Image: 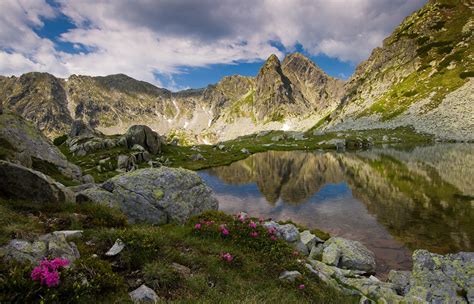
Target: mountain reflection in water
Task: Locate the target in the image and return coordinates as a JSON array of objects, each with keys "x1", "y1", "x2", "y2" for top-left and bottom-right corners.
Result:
[{"x1": 198, "y1": 144, "x2": 474, "y2": 276}]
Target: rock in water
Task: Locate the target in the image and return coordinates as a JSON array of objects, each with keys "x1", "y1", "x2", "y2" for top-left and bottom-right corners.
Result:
[
  {"x1": 129, "y1": 284, "x2": 159, "y2": 303},
  {"x1": 322, "y1": 237, "x2": 376, "y2": 273},
  {"x1": 77, "y1": 167, "x2": 218, "y2": 224},
  {"x1": 0, "y1": 160, "x2": 75, "y2": 204},
  {"x1": 125, "y1": 125, "x2": 161, "y2": 154}
]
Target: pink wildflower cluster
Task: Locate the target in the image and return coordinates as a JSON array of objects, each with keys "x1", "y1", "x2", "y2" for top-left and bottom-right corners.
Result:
[
  {"x1": 31, "y1": 258, "x2": 69, "y2": 287},
  {"x1": 267, "y1": 226, "x2": 278, "y2": 241},
  {"x1": 248, "y1": 221, "x2": 257, "y2": 229},
  {"x1": 298, "y1": 284, "x2": 305, "y2": 290},
  {"x1": 236, "y1": 213, "x2": 246, "y2": 222},
  {"x1": 249, "y1": 231, "x2": 259, "y2": 238},
  {"x1": 194, "y1": 223, "x2": 202, "y2": 230},
  {"x1": 221, "y1": 252, "x2": 233, "y2": 262},
  {"x1": 219, "y1": 224, "x2": 229, "y2": 236}
]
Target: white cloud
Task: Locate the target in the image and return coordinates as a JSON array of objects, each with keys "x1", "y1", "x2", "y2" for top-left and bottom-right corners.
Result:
[{"x1": 0, "y1": 0, "x2": 427, "y2": 87}]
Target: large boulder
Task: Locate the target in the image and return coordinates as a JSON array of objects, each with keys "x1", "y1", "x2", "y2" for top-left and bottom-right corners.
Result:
[
  {"x1": 77, "y1": 167, "x2": 218, "y2": 224},
  {"x1": 0, "y1": 113, "x2": 83, "y2": 182},
  {"x1": 406, "y1": 250, "x2": 474, "y2": 303},
  {"x1": 125, "y1": 125, "x2": 161, "y2": 154},
  {"x1": 322, "y1": 237, "x2": 376, "y2": 273},
  {"x1": 0, "y1": 161, "x2": 75, "y2": 204}
]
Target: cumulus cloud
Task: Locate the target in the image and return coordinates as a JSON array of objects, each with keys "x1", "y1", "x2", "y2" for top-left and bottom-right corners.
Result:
[{"x1": 0, "y1": 0, "x2": 427, "y2": 87}]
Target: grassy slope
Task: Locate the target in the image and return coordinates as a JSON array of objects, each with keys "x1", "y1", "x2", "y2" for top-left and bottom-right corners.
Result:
[{"x1": 0, "y1": 199, "x2": 355, "y2": 303}]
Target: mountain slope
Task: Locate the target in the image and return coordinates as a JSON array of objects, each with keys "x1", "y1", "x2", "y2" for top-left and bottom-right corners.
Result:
[
  {"x1": 325, "y1": 0, "x2": 473, "y2": 141},
  {"x1": 0, "y1": 53, "x2": 342, "y2": 143}
]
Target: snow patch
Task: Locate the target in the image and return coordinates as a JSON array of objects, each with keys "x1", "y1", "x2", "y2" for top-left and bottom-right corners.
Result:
[{"x1": 281, "y1": 123, "x2": 291, "y2": 131}]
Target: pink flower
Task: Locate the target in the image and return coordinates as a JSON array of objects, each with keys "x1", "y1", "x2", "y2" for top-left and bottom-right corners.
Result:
[
  {"x1": 205, "y1": 221, "x2": 214, "y2": 226},
  {"x1": 267, "y1": 227, "x2": 276, "y2": 235},
  {"x1": 221, "y1": 228, "x2": 230, "y2": 236},
  {"x1": 258, "y1": 217, "x2": 264, "y2": 223},
  {"x1": 221, "y1": 252, "x2": 233, "y2": 262},
  {"x1": 249, "y1": 231, "x2": 259, "y2": 238},
  {"x1": 248, "y1": 221, "x2": 257, "y2": 229},
  {"x1": 31, "y1": 258, "x2": 69, "y2": 287},
  {"x1": 298, "y1": 284, "x2": 305, "y2": 289},
  {"x1": 270, "y1": 235, "x2": 278, "y2": 241},
  {"x1": 194, "y1": 223, "x2": 202, "y2": 230}
]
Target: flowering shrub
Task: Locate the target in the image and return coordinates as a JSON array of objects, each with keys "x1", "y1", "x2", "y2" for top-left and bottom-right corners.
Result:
[
  {"x1": 31, "y1": 258, "x2": 69, "y2": 287},
  {"x1": 220, "y1": 252, "x2": 234, "y2": 263}
]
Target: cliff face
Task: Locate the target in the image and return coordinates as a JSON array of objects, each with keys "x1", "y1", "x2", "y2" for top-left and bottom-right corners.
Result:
[
  {"x1": 0, "y1": 53, "x2": 341, "y2": 142},
  {"x1": 325, "y1": 0, "x2": 473, "y2": 141}
]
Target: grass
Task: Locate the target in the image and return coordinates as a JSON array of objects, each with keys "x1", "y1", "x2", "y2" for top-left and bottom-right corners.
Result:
[{"x1": 0, "y1": 200, "x2": 356, "y2": 303}]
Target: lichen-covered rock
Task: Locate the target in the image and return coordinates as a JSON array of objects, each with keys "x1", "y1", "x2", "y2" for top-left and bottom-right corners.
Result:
[
  {"x1": 322, "y1": 237, "x2": 376, "y2": 273},
  {"x1": 387, "y1": 270, "x2": 411, "y2": 296},
  {"x1": 77, "y1": 167, "x2": 218, "y2": 224},
  {"x1": 300, "y1": 230, "x2": 322, "y2": 250},
  {"x1": 129, "y1": 284, "x2": 159, "y2": 303},
  {"x1": 1, "y1": 232, "x2": 81, "y2": 265},
  {"x1": 338, "y1": 276, "x2": 402, "y2": 302},
  {"x1": 309, "y1": 243, "x2": 324, "y2": 261},
  {"x1": 105, "y1": 239, "x2": 125, "y2": 256},
  {"x1": 0, "y1": 161, "x2": 75, "y2": 204},
  {"x1": 125, "y1": 125, "x2": 161, "y2": 155},
  {"x1": 406, "y1": 250, "x2": 474, "y2": 303}
]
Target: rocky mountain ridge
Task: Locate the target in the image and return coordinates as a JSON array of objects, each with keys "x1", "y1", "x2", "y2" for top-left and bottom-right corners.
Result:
[
  {"x1": 0, "y1": 52, "x2": 343, "y2": 144},
  {"x1": 0, "y1": 0, "x2": 472, "y2": 142}
]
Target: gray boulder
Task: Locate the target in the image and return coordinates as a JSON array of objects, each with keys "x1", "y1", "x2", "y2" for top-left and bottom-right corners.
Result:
[
  {"x1": 129, "y1": 284, "x2": 159, "y2": 303},
  {"x1": 406, "y1": 250, "x2": 474, "y2": 303},
  {"x1": 77, "y1": 167, "x2": 218, "y2": 224},
  {"x1": 0, "y1": 113, "x2": 83, "y2": 181},
  {"x1": 0, "y1": 161, "x2": 75, "y2": 204},
  {"x1": 278, "y1": 270, "x2": 302, "y2": 282},
  {"x1": 125, "y1": 125, "x2": 161, "y2": 154},
  {"x1": 1, "y1": 232, "x2": 81, "y2": 265},
  {"x1": 263, "y1": 221, "x2": 300, "y2": 242},
  {"x1": 387, "y1": 270, "x2": 411, "y2": 296},
  {"x1": 322, "y1": 237, "x2": 376, "y2": 273}
]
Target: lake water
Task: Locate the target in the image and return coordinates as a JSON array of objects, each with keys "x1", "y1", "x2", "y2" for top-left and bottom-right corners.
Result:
[{"x1": 198, "y1": 144, "x2": 474, "y2": 277}]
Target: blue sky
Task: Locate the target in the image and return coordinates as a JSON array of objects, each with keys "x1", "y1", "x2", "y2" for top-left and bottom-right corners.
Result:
[{"x1": 0, "y1": 0, "x2": 426, "y2": 90}]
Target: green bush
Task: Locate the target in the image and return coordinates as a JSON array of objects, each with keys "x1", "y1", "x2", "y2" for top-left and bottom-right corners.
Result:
[{"x1": 53, "y1": 134, "x2": 68, "y2": 146}]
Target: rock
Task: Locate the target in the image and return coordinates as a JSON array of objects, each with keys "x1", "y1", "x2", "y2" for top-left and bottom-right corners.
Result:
[
  {"x1": 278, "y1": 270, "x2": 302, "y2": 282},
  {"x1": 1, "y1": 232, "x2": 81, "y2": 265},
  {"x1": 190, "y1": 153, "x2": 205, "y2": 161},
  {"x1": 406, "y1": 250, "x2": 474, "y2": 303},
  {"x1": 322, "y1": 237, "x2": 376, "y2": 273},
  {"x1": 0, "y1": 161, "x2": 75, "y2": 204},
  {"x1": 300, "y1": 230, "x2": 322, "y2": 250},
  {"x1": 77, "y1": 167, "x2": 218, "y2": 224},
  {"x1": 263, "y1": 221, "x2": 300, "y2": 242},
  {"x1": 387, "y1": 270, "x2": 411, "y2": 296},
  {"x1": 171, "y1": 263, "x2": 192, "y2": 278},
  {"x1": 105, "y1": 239, "x2": 125, "y2": 256},
  {"x1": 125, "y1": 125, "x2": 161, "y2": 155},
  {"x1": 338, "y1": 276, "x2": 402, "y2": 302},
  {"x1": 0, "y1": 113, "x2": 83, "y2": 181},
  {"x1": 82, "y1": 174, "x2": 95, "y2": 184},
  {"x1": 322, "y1": 243, "x2": 342, "y2": 267},
  {"x1": 68, "y1": 183, "x2": 96, "y2": 193},
  {"x1": 240, "y1": 148, "x2": 250, "y2": 154},
  {"x1": 291, "y1": 240, "x2": 309, "y2": 255},
  {"x1": 132, "y1": 144, "x2": 146, "y2": 152},
  {"x1": 308, "y1": 243, "x2": 324, "y2": 261},
  {"x1": 52, "y1": 230, "x2": 83, "y2": 239},
  {"x1": 217, "y1": 144, "x2": 226, "y2": 150},
  {"x1": 117, "y1": 155, "x2": 136, "y2": 171},
  {"x1": 382, "y1": 135, "x2": 389, "y2": 141},
  {"x1": 129, "y1": 284, "x2": 159, "y2": 303}
]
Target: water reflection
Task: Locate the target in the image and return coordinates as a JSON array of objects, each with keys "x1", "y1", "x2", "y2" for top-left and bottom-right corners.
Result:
[{"x1": 198, "y1": 144, "x2": 474, "y2": 276}]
